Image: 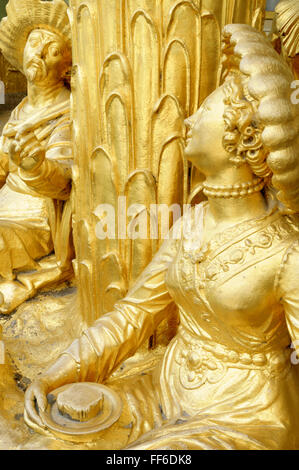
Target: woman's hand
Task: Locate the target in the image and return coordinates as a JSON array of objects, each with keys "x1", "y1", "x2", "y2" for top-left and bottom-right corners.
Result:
[
  {"x1": 24, "y1": 379, "x2": 49, "y2": 431},
  {"x1": 23, "y1": 353, "x2": 80, "y2": 432},
  {"x1": 8, "y1": 132, "x2": 45, "y2": 172}
]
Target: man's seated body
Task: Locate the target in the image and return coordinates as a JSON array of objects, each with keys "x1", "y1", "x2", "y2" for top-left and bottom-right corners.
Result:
[{"x1": 0, "y1": 0, "x2": 73, "y2": 314}]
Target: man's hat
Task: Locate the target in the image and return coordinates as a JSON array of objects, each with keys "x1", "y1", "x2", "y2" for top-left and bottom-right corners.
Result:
[{"x1": 0, "y1": 0, "x2": 71, "y2": 73}]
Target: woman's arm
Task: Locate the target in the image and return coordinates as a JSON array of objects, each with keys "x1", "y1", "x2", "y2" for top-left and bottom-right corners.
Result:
[
  {"x1": 277, "y1": 240, "x2": 299, "y2": 354},
  {"x1": 24, "y1": 221, "x2": 181, "y2": 427}
]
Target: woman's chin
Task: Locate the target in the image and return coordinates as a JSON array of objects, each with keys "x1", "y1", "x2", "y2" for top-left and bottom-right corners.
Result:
[
  {"x1": 184, "y1": 144, "x2": 194, "y2": 160},
  {"x1": 184, "y1": 147, "x2": 199, "y2": 164}
]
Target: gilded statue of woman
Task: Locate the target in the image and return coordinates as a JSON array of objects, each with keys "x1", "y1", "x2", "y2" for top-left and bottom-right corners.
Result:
[{"x1": 24, "y1": 24, "x2": 299, "y2": 450}]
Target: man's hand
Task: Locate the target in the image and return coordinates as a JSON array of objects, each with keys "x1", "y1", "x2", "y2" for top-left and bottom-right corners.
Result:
[
  {"x1": 8, "y1": 139, "x2": 21, "y2": 167},
  {"x1": 8, "y1": 132, "x2": 45, "y2": 172}
]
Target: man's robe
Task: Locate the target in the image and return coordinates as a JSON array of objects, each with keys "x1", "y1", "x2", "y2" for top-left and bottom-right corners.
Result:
[{"x1": 0, "y1": 97, "x2": 73, "y2": 287}]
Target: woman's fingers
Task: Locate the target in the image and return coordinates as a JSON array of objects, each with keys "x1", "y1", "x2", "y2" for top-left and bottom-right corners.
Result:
[
  {"x1": 24, "y1": 383, "x2": 48, "y2": 429},
  {"x1": 35, "y1": 383, "x2": 48, "y2": 413},
  {"x1": 23, "y1": 408, "x2": 45, "y2": 434}
]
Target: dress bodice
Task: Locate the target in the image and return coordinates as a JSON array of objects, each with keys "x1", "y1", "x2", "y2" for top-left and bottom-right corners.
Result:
[
  {"x1": 146, "y1": 203, "x2": 299, "y2": 418},
  {"x1": 165, "y1": 203, "x2": 299, "y2": 354},
  {"x1": 66, "y1": 202, "x2": 299, "y2": 384}
]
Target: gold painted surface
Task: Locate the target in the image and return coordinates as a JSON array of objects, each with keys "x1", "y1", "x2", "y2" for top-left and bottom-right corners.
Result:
[
  {"x1": 40, "y1": 383, "x2": 123, "y2": 442},
  {"x1": 70, "y1": 0, "x2": 266, "y2": 326},
  {"x1": 56, "y1": 383, "x2": 105, "y2": 422},
  {"x1": 23, "y1": 24, "x2": 299, "y2": 450},
  {"x1": 274, "y1": 0, "x2": 299, "y2": 78},
  {"x1": 1, "y1": 0, "x2": 298, "y2": 452},
  {"x1": 0, "y1": 286, "x2": 83, "y2": 382},
  {"x1": 0, "y1": 0, "x2": 74, "y2": 314}
]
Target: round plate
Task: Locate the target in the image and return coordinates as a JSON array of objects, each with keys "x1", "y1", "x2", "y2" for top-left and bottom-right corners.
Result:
[{"x1": 39, "y1": 382, "x2": 122, "y2": 443}]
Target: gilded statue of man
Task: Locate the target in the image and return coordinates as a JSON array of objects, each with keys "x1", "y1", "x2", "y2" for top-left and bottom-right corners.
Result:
[{"x1": 0, "y1": 0, "x2": 73, "y2": 314}]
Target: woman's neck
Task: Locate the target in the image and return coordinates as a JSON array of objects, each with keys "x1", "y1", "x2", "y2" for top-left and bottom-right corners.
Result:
[{"x1": 203, "y1": 165, "x2": 268, "y2": 231}]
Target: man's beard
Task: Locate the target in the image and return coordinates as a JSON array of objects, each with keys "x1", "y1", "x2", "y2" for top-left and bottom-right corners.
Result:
[{"x1": 25, "y1": 59, "x2": 48, "y2": 83}]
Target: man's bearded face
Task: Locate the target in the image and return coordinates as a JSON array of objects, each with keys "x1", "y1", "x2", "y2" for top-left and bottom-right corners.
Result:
[{"x1": 23, "y1": 29, "x2": 68, "y2": 84}]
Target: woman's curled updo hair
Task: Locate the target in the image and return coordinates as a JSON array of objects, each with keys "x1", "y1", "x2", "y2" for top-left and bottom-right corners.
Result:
[
  {"x1": 222, "y1": 76, "x2": 271, "y2": 180},
  {"x1": 222, "y1": 24, "x2": 299, "y2": 213}
]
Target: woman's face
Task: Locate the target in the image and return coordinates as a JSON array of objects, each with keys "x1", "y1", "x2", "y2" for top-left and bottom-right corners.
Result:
[{"x1": 184, "y1": 85, "x2": 228, "y2": 176}]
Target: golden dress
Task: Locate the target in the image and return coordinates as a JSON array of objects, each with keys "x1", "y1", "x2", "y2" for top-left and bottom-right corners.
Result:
[{"x1": 59, "y1": 201, "x2": 299, "y2": 450}]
